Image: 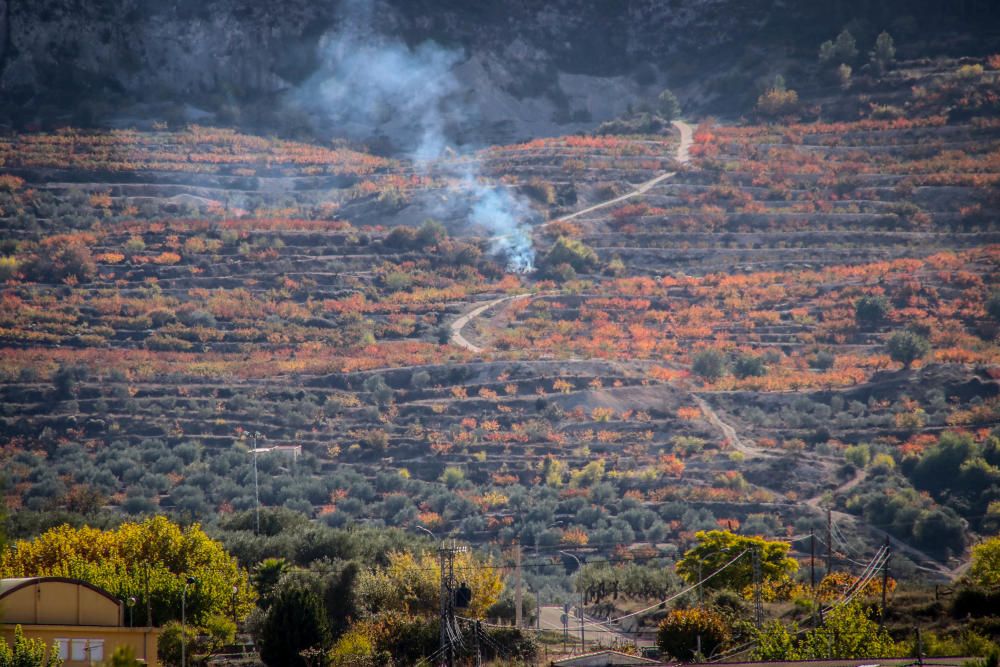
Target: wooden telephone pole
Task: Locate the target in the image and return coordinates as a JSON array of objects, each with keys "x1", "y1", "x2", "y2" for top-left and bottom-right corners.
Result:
[
  {"x1": 514, "y1": 542, "x2": 523, "y2": 628},
  {"x1": 751, "y1": 547, "x2": 764, "y2": 628},
  {"x1": 810, "y1": 528, "x2": 816, "y2": 589},
  {"x1": 880, "y1": 536, "x2": 892, "y2": 626},
  {"x1": 826, "y1": 509, "x2": 833, "y2": 574}
]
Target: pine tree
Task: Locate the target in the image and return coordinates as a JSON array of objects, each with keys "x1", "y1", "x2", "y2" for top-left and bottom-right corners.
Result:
[
  {"x1": 871, "y1": 31, "x2": 896, "y2": 73},
  {"x1": 657, "y1": 89, "x2": 681, "y2": 121}
]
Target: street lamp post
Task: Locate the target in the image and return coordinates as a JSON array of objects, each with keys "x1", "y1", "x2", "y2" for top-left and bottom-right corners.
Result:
[
  {"x1": 181, "y1": 576, "x2": 197, "y2": 667},
  {"x1": 126, "y1": 596, "x2": 136, "y2": 627},
  {"x1": 251, "y1": 431, "x2": 262, "y2": 535},
  {"x1": 559, "y1": 551, "x2": 584, "y2": 653}
]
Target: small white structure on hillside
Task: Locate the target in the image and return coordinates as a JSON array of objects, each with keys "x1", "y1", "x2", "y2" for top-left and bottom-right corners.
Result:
[{"x1": 250, "y1": 444, "x2": 301, "y2": 463}]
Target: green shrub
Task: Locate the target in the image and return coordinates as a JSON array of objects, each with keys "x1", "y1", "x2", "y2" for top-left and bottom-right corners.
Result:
[
  {"x1": 810, "y1": 350, "x2": 836, "y2": 370},
  {"x1": 855, "y1": 294, "x2": 890, "y2": 328},
  {"x1": 522, "y1": 179, "x2": 556, "y2": 205},
  {"x1": 0, "y1": 625, "x2": 60, "y2": 667},
  {"x1": 410, "y1": 370, "x2": 431, "y2": 389},
  {"x1": 887, "y1": 330, "x2": 930, "y2": 368},
  {"x1": 156, "y1": 621, "x2": 198, "y2": 667},
  {"x1": 957, "y1": 64, "x2": 984, "y2": 79},
  {"x1": 756, "y1": 87, "x2": 799, "y2": 118},
  {"x1": 986, "y1": 291, "x2": 1000, "y2": 321},
  {"x1": 733, "y1": 354, "x2": 767, "y2": 378},
  {"x1": 540, "y1": 236, "x2": 599, "y2": 275},
  {"x1": 439, "y1": 466, "x2": 465, "y2": 488},
  {"x1": 692, "y1": 349, "x2": 728, "y2": 381},
  {"x1": 145, "y1": 335, "x2": 194, "y2": 351}
]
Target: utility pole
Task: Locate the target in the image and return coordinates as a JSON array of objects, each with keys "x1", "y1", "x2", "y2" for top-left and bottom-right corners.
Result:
[
  {"x1": 880, "y1": 536, "x2": 891, "y2": 626},
  {"x1": 560, "y1": 551, "x2": 584, "y2": 654},
  {"x1": 144, "y1": 563, "x2": 152, "y2": 627},
  {"x1": 562, "y1": 604, "x2": 568, "y2": 654},
  {"x1": 536, "y1": 593, "x2": 541, "y2": 632},
  {"x1": 810, "y1": 528, "x2": 816, "y2": 589},
  {"x1": 474, "y1": 620, "x2": 482, "y2": 667},
  {"x1": 751, "y1": 547, "x2": 763, "y2": 629},
  {"x1": 251, "y1": 431, "x2": 262, "y2": 535},
  {"x1": 181, "y1": 576, "x2": 196, "y2": 667},
  {"x1": 514, "y1": 542, "x2": 523, "y2": 629},
  {"x1": 826, "y1": 509, "x2": 833, "y2": 575},
  {"x1": 810, "y1": 528, "x2": 819, "y2": 628},
  {"x1": 439, "y1": 548, "x2": 449, "y2": 667}
]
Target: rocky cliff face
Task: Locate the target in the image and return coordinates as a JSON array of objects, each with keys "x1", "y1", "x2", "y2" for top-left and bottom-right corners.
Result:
[{"x1": 1, "y1": 0, "x2": 995, "y2": 142}]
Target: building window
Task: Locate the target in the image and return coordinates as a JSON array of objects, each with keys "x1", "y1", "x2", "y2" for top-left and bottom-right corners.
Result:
[
  {"x1": 71, "y1": 639, "x2": 87, "y2": 661},
  {"x1": 55, "y1": 639, "x2": 69, "y2": 660},
  {"x1": 88, "y1": 639, "x2": 104, "y2": 661}
]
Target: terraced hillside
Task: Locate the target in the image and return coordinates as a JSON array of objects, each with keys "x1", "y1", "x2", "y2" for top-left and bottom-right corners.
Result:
[{"x1": 1, "y1": 55, "x2": 998, "y2": 587}]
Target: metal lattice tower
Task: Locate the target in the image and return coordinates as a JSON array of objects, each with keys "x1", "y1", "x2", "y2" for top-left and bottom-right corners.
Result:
[{"x1": 438, "y1": 543, "x2": 468, "y2": 667}]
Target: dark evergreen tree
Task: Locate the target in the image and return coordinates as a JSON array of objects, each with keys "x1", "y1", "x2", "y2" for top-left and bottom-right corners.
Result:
[{"x1": 258, "y1": 583, "x2": 330, "y2": 667}]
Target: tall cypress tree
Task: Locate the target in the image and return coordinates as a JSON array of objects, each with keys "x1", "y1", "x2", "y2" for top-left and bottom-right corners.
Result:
[{"x1": 258, "y1": 583, "x2": 330, "y2": 667}]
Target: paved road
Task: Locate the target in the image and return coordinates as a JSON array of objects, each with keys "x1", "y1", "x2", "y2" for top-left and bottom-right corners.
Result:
[{"x1": 537, "y1": 605, "x2": 649, "y2": 651}]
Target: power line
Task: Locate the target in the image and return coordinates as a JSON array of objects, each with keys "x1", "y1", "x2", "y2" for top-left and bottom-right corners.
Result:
[
  {"x1": 470, "y1": 548, "x2": 751, "y2": 638},
  {"x1": 830, "y1": 518, "x2": 861, "y2": 556},
  {"x1": 559, "y1": 549, "x2": 750, "y2": 633},
  {"x1": 822, "y1": 545, "x2": 890, "y2": 614}
]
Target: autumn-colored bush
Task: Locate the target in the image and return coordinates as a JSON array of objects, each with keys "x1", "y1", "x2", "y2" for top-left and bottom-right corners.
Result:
[
  {"x1": 657, "y1": 607, "x2": 730, "y2": 660},
  {"x1": 756, "y1": 87, "x2": 799, "y2": 119},
  {"x1": 26, "y1": 236, "x2": 97, "y2": 283}
]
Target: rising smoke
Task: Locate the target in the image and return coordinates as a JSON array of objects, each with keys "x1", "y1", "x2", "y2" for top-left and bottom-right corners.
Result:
[{"x1": 291, "y1": 0, "x2": 536, "y2": 271}]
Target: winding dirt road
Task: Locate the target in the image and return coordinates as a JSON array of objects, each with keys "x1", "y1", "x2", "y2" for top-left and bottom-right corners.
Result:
[
  {"x1": 691, "y1": 395, "x2": 771, "y2": 459},
  {"x1": 549, "y1": 119, "x2": 693, "y2": 225},
  {"x1": 450, "y1": 120, "x2": 694, "y2": 352},
  {"x1": 450, "y1": 293, "x2": 531, "y2": 353}
]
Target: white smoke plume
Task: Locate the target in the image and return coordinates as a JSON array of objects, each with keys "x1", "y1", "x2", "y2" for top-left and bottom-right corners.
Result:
[{"x1": 292, "y1": 0, "x2": 536, "y2": 271}]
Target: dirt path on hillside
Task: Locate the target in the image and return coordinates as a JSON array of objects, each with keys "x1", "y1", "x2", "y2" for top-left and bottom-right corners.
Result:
[
  {"x1": 693, "y1": 397, "x2": 961, "y2": 578},
  {"x1": 451, "y1": 121, "x2": 694, "y2": 352},
  {"x1": 691, "y1": 395, "x2": 771, "y2": 459},
  {"x1": 805, "y1": 468, "x2": 868, "y2": 510},
  {"x1": 802, "y1": 468, "x2": 964, "y2": 579},
  {"x1": 548, "y1": 119, "x2": 693, "y2": 225},
  {"x1": 449, "y1": 293, "x2": 531, "y2": 353}
]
